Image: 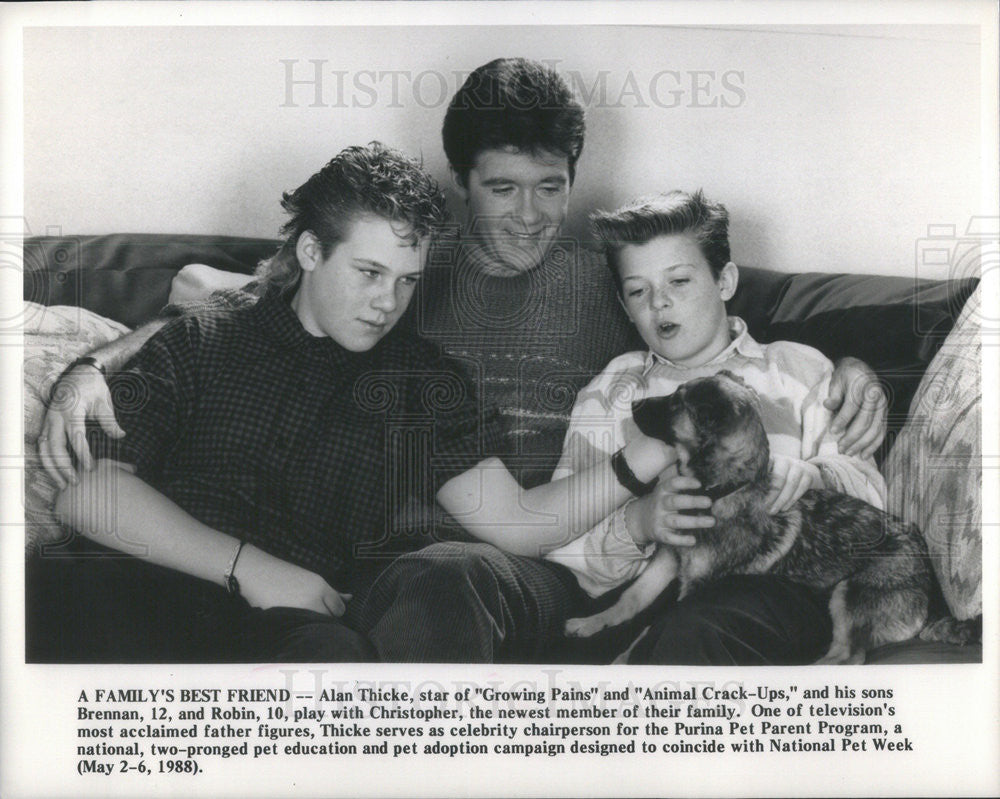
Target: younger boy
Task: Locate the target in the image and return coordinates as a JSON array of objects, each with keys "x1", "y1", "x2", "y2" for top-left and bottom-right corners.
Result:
[{"x1": 546, "y1": 190, "x2": 885, "y2": 664}]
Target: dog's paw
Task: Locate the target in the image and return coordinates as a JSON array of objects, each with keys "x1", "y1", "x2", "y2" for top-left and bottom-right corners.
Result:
[
  {"x1": 815, "y1": 644, "x2": 865, "y2": 665},
  {"x1": 564, "y1": 615, "x2": 609, "y2": 638},
  {"x1": 919, "y1": 615, "x2": 982, "y2": 646}
]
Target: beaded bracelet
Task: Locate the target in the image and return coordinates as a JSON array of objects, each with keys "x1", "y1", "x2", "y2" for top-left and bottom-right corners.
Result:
[{"x1": 224, "y1": 540, "x2": 246, "y2": 597}]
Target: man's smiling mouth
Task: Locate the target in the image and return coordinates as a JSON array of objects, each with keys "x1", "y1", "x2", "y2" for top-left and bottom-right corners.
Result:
[{"x1": 503, "y1": 227, "x2": 547, "y2": 240}]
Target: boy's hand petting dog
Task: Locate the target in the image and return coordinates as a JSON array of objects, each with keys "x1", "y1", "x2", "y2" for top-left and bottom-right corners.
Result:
[
  {"x1": 766, "y1": 454, "x2": 822, "y2": 514},
  {"x1": 234, "y1": 544, "x2": 351, "y2": 617},
  {"x1": 625, "y1": 472, "x2": 715, "y2": 548}
]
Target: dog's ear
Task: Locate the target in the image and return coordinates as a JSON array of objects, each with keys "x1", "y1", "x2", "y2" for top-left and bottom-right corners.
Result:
[
  {"x1": 716, "y1": 370, "x2": 762, "y2": 412},
  {"x1": 717, "y1": 369, "x2": 745, "y2": 386},
  {"x1": 632, "y1": 395, "x2": 676, "y2": 444}
]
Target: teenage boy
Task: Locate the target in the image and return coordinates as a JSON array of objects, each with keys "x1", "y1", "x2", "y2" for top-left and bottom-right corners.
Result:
[
  {"x1": 547, "y1": 190, "x2": 885, "y2": 664},
  {"x1": 37, "y1": 59, "x2": 885, "y2": 663},
  {"x1": 36, "y1": 143, "x2": 675, "y2": 662}
]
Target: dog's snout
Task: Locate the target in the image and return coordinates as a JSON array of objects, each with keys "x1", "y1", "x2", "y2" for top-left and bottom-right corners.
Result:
[{"x1": 631, "y1": 392, "x2": 683, "y2": 445}]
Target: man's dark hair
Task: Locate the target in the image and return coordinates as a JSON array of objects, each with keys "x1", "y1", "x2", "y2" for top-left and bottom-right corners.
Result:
[
  {"x1": 442, "y1": 58, "x2": 586, "y2": 186},
  {"x1": 592, "y1": 190, "x2": 732, "y2": 291},
  {"x1": 257, "y1": 142, "x2": 447, "y2": 290}
]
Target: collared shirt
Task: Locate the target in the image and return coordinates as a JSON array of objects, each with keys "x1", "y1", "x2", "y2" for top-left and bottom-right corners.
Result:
[
  {"x1": 546, "y1": 317, "x2": 886, "y2": 596},
  {"x1": 94, "y1": 289, "x2": 500, "y2": 589}
]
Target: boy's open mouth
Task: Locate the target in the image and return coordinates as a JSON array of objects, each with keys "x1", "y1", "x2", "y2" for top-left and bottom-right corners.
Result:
[{"x1": 657, "y1": 322, "x2": 679, "y2": 337}]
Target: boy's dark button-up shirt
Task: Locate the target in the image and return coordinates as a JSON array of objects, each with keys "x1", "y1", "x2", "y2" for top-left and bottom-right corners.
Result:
[{"x1": 96, "y1": 289, "x2": 500, "y2": 590}]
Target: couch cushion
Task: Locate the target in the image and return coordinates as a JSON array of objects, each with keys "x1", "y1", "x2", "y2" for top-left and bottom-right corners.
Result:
[
  {"x1": 725, "y1": 265, "x2": 797, "y2": 337},
  {"x1": 764, "y1": 271, "x2": 975, "y2": 364},
  {"x1": 883, "y1": 285, "x2": 982, "y2": 620}
]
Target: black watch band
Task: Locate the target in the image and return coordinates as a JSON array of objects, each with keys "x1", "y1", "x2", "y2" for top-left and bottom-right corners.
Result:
[
  {"x1": 49, "y1": 356, "x2": 108, "y2": 406},
  {"x1": 66, "y1": 355, "x2": 106, "y2": 378},
  {"x1": 611, "y1": 447, "x2": 658, "y2": 497}
]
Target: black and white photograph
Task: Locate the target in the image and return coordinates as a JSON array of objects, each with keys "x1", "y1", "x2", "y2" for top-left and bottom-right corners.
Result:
[{"x1": 2, "y1": 1, "x2": 997, "y2": 797}]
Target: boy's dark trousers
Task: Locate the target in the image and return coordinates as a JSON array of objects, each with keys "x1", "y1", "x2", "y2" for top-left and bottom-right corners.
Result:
[
  {"x1": 27, "y1": 539, "x2": 831, "y2": 665},
  {"x1": 356, "y1": 541, "x2": 833, "y2": 665}
]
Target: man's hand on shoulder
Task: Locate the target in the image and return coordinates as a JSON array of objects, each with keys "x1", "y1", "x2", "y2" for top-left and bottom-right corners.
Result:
[
  {"x1": 825, "y1": 356, "x2": 887, "y2": 458},
  {"x1": 39, "y1": 362, "x2": 124, "y2": 489}
]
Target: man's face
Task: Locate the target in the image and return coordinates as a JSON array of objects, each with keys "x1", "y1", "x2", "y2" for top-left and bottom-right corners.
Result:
[
  {"x1": 293, "y1": 215, "x2": 427, "y2": 351},
  {"x1": 457, "y1": 147, "x2": 571, "y2": 275}
]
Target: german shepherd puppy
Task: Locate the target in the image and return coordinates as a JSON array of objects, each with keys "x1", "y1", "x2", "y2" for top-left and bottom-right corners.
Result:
[{"x1": 564, "y1": 372, "x2": 973, "y2": 664}]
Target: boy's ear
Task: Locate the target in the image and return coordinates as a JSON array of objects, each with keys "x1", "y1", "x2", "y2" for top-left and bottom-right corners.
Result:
[
  {"x1": 617, "y1": 291, "x2": 634, "y2": 324},
  {"x1": 296, "y1": 231, "x2": 321, "y2": 273},
  {"x1": 450, "y1": 167, "x2": 470, "y2": 203},
  {"x1": 718, "y1": 262, "x2": 739, "y2": 302}
]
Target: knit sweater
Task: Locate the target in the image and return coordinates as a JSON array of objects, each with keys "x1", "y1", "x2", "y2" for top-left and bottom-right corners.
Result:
[{"x1": 408, "y1": 238, "x2": 643, "y2": 487}]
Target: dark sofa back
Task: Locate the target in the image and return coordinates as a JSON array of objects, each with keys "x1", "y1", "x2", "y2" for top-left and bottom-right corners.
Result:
[
  {"x1": 25, "y1": 234, "x2": 277, "y2": 330},
  {"x1": 24, "y1": 234, "x2": 977, "y2": 445},
  {"x1": 730, "y1": 266, "x2": 977, "y2": 438}
]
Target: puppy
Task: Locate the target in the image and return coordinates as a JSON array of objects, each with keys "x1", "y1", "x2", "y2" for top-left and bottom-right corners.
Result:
[{"x1": 564, "y1": 371, "x2": 973, "y2": 664}]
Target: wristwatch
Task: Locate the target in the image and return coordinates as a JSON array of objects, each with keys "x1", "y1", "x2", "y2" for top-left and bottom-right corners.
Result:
[
  {"x1": 48, "y1": 356, "x2": 107, "y2": 405},
  {"x1": 65, "y1": 355, "x2": 106, "y2": 378}
]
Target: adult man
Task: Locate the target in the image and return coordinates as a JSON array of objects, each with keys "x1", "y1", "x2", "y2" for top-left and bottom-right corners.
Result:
[
  {"x1": 34, "y1": 142, "x2": 674, "y2": 662},
  {"x1": 38, "y1": 60, "x2": 885, "y2": 664},
  {"x1": 360, "y1": 59, "x2": 884, "y2": 665}
]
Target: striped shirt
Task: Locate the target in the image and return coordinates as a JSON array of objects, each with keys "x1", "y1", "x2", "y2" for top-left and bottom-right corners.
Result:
[{"x1": 546, "y1": 316, "x2": 886, "y2": 596}]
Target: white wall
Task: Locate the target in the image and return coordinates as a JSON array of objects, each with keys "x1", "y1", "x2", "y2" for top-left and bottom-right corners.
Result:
[{"x1": 24, "y1": 24, "x2": 983, "y2": 279}]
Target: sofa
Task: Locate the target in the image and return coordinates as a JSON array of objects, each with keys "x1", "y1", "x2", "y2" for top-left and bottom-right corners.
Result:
[{"x1": 22, "y1": 233, "x2": 983, "y2": 664}]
